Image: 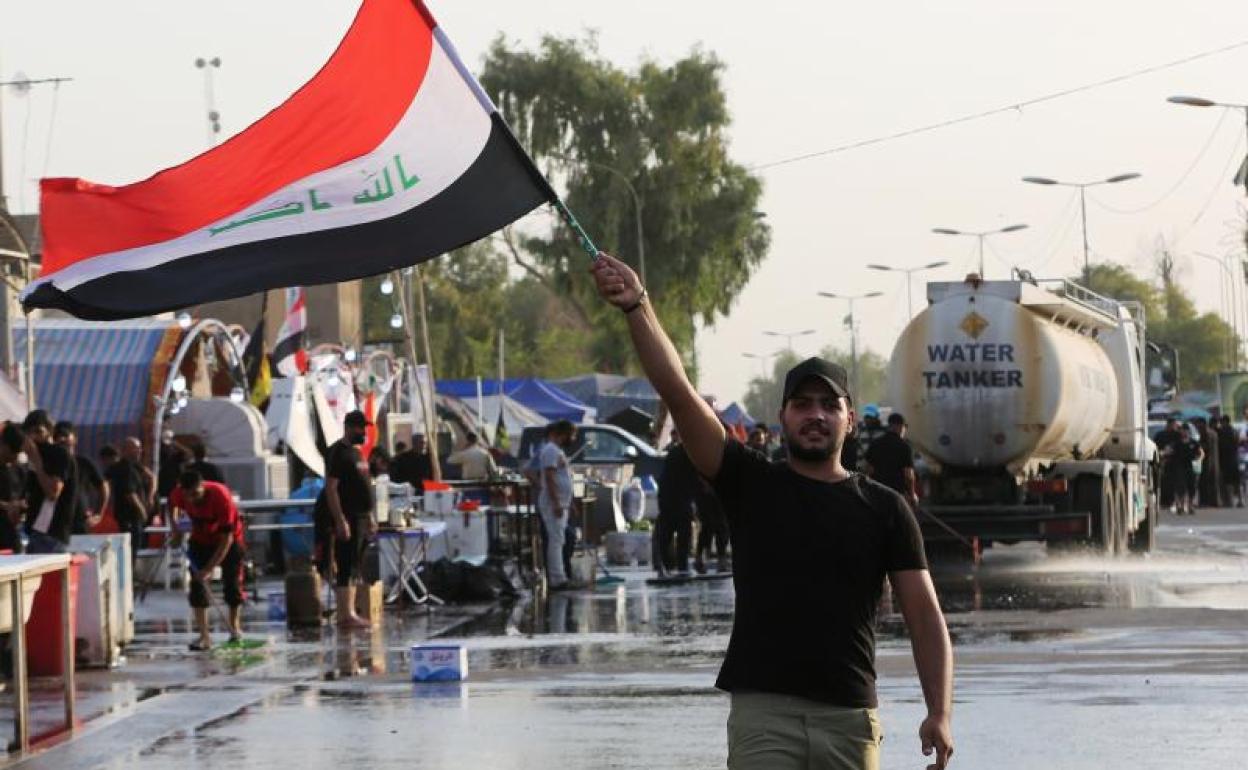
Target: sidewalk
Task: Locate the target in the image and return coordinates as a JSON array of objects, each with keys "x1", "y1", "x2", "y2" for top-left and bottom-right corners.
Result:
[{"x1": 0, "y1": 577, "x2": 497, "y2": 768}]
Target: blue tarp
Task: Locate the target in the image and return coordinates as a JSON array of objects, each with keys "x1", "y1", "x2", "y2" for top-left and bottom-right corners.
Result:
[
  {"x1": 14, "y1": 319, "x2": 176, "y2": 460},
  {"x1": 435, "y1": 378, "x2": 595, "y2": 423},
  {"x1": 719, "y1": 402, "x2": 756, "y2": 429},
  {"x1": 553, "y1": 374, "x2": 658, "y2": 418}
]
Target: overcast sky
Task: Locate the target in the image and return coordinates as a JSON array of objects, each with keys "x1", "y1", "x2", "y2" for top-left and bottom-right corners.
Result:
[{"x1": 4, "y1": 1, "x2": 1248, "y2": 407}]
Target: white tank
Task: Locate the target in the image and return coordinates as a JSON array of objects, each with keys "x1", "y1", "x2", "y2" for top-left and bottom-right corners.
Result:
[{"x1": 887, "y1": 281, "x2": 1119, "y2": 470}]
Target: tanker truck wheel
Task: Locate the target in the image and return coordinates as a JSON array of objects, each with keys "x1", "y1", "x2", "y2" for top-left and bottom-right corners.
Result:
[
  {"x1": 1112, "y1": 484, "x2": 1129, "y2": 556},
  {"x1": 1074, "y1": 476, "x2": 1114, "y2": 555},
  {"x1": 1129, "y1": 488, "x2": 1158, "y2": 553}
]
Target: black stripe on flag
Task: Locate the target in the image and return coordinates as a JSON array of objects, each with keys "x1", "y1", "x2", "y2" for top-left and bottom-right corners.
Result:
[{"x1": 26, "y1": 114, "x2": 555, "y2": 320}]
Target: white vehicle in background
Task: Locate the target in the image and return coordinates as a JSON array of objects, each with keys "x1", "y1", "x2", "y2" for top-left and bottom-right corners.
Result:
[{"x1": 888, "y1": 275, "x2": 1158, "y2": 556}]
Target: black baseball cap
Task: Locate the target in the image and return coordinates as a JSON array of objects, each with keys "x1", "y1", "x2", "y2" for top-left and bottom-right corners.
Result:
[
  {"x1": 344, "y1": 410, "x2": 372, "y2": 428},
  {"x1": 781, "y1": 357, "x2": 852, "y2": 405}
]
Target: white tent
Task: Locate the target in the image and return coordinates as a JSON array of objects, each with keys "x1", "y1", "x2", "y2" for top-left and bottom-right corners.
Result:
[
  {"x1": 472, "y1": 394, "x2": 547, "y2": 452},
  {"x1": 265, "y1": 377, "x2": 326, "y2": 476}
]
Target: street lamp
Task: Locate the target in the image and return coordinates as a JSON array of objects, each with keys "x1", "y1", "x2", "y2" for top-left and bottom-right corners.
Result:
[
  {"x1": 866, "y1": 260, "x2": 949, "y2": 318},
  {"x1": 816, "y1": 291, "x2": 883, "y2": 399},
  {"x1": 194, "y1": 57, "x2": 223, "y2": 148},
  {"x1": 931, "y1": 225, "x2": 1028, "y2": 279},
  {"x1": 1168, "y1": 95, "x2": 1248, "y2": 195},
  {"x1": 742, "y1": 349, "x2": 785, "y2": 377},
  {"x1": 763, "y1": 328, "x2": 816, "y2": 353},
  {"x1": 1022, "y1": 173, "x2": 1141, "y2": 283}
]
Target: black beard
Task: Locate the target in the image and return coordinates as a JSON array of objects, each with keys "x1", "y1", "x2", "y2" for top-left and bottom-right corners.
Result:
[{"x1": 783, "y1": 427, "x2": 842, "y2": 463}]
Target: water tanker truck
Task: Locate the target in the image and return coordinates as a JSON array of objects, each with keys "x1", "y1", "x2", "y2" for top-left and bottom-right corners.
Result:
[{"x1": 887, "y1": 276, "x2": 1157, "y2": 555}]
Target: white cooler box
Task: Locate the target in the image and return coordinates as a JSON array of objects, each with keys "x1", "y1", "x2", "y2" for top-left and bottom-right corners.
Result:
[
  {"x1": 71, "y1": 534, "x2": 134, "y2": 646},
  {"x1": 69, "y1": 539, "x2": 121, "y2": 668}
]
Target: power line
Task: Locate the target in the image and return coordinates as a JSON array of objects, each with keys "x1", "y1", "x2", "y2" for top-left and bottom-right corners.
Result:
[
  {"x1": 749, "y1": 38, "x2": 1248, "y2": 173},
  {"x1": 1088, "y1": 108, "x2": 1232, "y2": 215},
  {"x1": 1176, "y1": 132, "x2": 1246, "y2": 244}
]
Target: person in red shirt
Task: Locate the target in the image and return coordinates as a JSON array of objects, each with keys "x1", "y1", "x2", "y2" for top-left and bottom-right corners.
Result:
[{"x1": 170, "y1": 470, "x2": 246, "y2": 650}]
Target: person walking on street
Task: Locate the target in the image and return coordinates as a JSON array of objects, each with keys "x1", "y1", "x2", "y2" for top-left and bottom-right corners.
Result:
[
  {"x1": 1216, "y1": 415, "x2": 1241, "y2": 507},
  {"x1": 1154, "y1": 418, "x2": 1181, "y2": 512},
  {"x1": 1195, "y1": 418, "x2": 1220, "y2": 508},
  {"x1": 316, "y1": 410, "x2": 376, "y2": 628},
  {"x1": 538, "y1": 420, "x2": 576, "y2": 590},
  {"x1": 169, "y1": 470, "x2": 248, "y2": 650},
  {"x1": 591, "y1": 252, "x2": 953, "y2": 770},
  {"x1": 1171, "y1": 424, "x2": 1203, "y2": 516},
  {"x1": 21, "y1": 410, "x2": 79, "y2": 553},
  {"x1": 864, "y1": 412, "x2": 921, "y2": 509},
  {"x1": 656, "y1": 433, "x2": 697, "y2": 577}
]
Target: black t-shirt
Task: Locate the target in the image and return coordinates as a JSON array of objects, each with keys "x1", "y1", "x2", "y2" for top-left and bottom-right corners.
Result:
[
  {"x1": 711, "y1": 439, "x2": 928, "y2": 708},
  {"x1": 1171, "y1": 438, "x2": 1202, "y2": 466},
  {"x1": 324, "y1": 439, "x2": 373, "y2": 517},
  {"x1": 73, "y1": 455, "x2": 105, "y2": 534},
  {"x1": 25, "y1": 442, "x2": 79, "y2": 544},
  {"x1": 390, "y1": 451, "x2": 433, "y2": 488},
  {"x1": 864, "y1": 431, "x2": 914, "y2": 495},
  {"x1": 659, "y1": 444, "x2": 699, "y2": 518},
  {"x1": 0, "y1": 463, "x2": 26, "y2": 550},
  {"x1": 105, "y1": 459, "x2": 146, "y2": 526}
]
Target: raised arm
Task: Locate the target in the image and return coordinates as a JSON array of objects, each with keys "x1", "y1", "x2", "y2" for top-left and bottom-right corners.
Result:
[{"x1": 591, "y1": 253, "x2": 725, "y2": 478}]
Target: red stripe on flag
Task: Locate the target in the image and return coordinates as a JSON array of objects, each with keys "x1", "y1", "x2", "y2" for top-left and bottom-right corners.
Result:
[{"x1": 40, "y1": 0, "x2": 435, "y2": 274}]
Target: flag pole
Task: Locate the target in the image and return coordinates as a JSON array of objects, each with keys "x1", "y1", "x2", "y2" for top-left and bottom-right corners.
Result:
[{"x1": 553, "y1": 199, "x2": 599, "y2": 259}]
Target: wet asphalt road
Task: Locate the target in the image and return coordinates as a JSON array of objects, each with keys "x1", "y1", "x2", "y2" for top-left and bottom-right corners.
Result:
[{"x1": 13, "y1": 507, "x2": 1248, "y2": 769}]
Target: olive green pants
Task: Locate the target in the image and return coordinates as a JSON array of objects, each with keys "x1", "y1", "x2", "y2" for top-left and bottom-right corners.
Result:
[{"x1": 727, "y1": 691, "x2": 883, "y2": 770}]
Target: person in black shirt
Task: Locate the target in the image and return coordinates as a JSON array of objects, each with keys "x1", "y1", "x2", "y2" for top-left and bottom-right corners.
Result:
[
  {"x1": 21, "y1": 410, "x2": 79, "y2": 552},
  {"x1": 1154, "y1": 418, "x2": 1181, "y2": 511},
  {"x1": 188, "y1": 443, "x2": 224, "y2": 484},
  {"x1": 864, "y1": 412, "x2": 920, "y2": 508},
  {"x1": 0, "y1": 424, "x2": 27, "y2": 552},
  {"x1": 54, "y1": 421, "x2": 108, "y2": 534},
  {"x1": 316, "y1": 410, "x2": 375, "y2": 628},
  {"x1": 591, "y1": 252, "x2": 954, "y2": 769},
  {"x1": 1168, "y1": 424, "x2": 1203, "y2": 516},
  {"x1": 656, "y1": 435, "x2": 697, "y2": 576},
  {"x1": 102, "y1": 444, "x2": 148, "y2": 554},
  {"x1": 1216, "y1": 415, "x2": 1241, "y2": 507},
  {"x1": 389, "y1": 435, "x2": 434, "y2": 490}
]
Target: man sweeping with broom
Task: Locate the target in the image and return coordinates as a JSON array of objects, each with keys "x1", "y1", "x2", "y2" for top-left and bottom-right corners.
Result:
[
  {"x1": 170, "y1": 470, "x2": 248, "y2": 651},
  {"x1": 590, "y1": 252, "x2": 955, "y2": 770}
]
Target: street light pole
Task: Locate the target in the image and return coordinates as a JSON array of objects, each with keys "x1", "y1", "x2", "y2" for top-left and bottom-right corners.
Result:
[
  {"x1": 816, "y1": 291, "x2": 882, "y2": 398},
  {"x1": 867, "y1": 260, "x2": 950, "y2": 318},
  {"x1": 1022, "y1": 173, "x2": 1141, "y2": 284},
  {"x1": 194, "y1": 57, "x2": 223, "y2": 148},
  {"x1": 763, "y1": 328, "x2": 815, "y2": 354},
  {"x1": 931, "y1": 224, "x2": 1028, "y2": 279}
]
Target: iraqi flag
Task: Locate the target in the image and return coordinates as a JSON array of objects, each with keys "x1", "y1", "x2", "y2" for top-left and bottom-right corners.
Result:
[
  {"x1": 22, "y1": 0, "x2": 557, "y2": 320},
  {"x1": 274, "y1": 287, "x2": 309, "y2": 377}
]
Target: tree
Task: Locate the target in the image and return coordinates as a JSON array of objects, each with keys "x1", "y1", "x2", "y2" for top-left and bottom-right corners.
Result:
[
  {"x1": 1078, "y1": 257, "x2": 1235, "y2": 392},
  {"x1": 480, "y1": 34, "x2": 771, "y2": 373},
  {"x1": 742, "y1": 346, "x2": 888, "y2": 424}
]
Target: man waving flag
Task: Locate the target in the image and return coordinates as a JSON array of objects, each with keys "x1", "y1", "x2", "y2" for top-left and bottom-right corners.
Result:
[{"x1": 23, "y1": 0, "x2": 558, "y2": 320}]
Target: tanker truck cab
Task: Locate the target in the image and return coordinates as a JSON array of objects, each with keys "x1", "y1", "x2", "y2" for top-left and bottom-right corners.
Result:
[{"x1": 888, "y1": 276, "x2": 1157, "y2": 558}]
